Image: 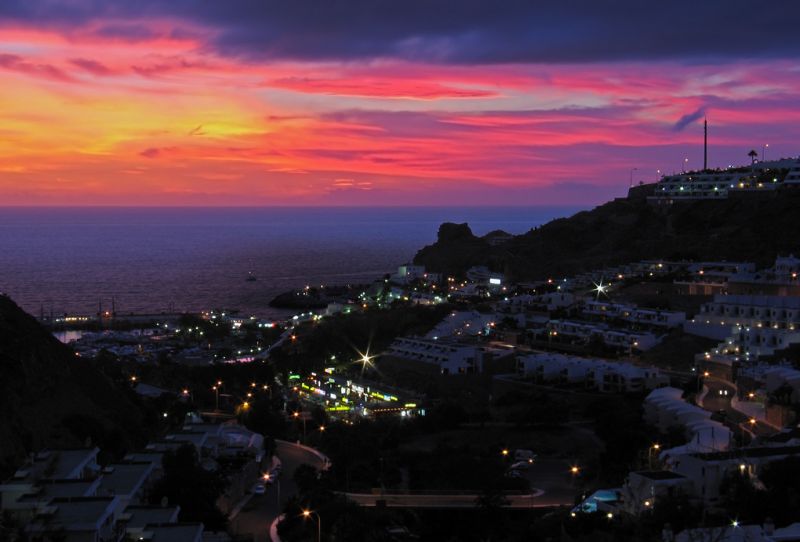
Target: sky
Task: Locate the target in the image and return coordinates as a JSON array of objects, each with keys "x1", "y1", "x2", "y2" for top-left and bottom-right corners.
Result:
[{"x1": 1, "y1": 1, "x2": 800, "y2": 206}]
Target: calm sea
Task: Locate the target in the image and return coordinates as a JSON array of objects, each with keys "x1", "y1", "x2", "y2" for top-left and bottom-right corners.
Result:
[{"x1": 0, "y1": 206, "x2": 583, "y2": 319}]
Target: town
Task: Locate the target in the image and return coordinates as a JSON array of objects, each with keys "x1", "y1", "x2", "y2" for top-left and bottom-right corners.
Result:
[{"x1": 4, "y1": 159, "x2": 800, "y2": 540}]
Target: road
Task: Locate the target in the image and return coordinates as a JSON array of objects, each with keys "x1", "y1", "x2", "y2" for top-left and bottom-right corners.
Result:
[
  {"x1": 343, "y1": 491, "x2": 546, "y2": 508},
  {"x1": 231, "y1": 446, "x2": 576, "y2": 540},
  {"x1": 231, "y1": 440, "x2": 328, "y2": 542},
  {"x1": 343, "y1": 456, "x2": 576, "y2": 509}
]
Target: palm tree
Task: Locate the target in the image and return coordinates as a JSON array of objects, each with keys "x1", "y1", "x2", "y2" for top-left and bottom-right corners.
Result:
[{"x1": 748, "y1": 149, "x2": 759, "y2": 165}]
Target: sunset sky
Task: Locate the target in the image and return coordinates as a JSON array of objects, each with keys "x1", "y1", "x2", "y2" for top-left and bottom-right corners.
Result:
[{"x1": 2, "y1": 1, "x2": 799, "y2": 206}]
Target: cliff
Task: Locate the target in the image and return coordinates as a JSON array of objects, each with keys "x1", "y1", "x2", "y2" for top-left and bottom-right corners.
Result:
[{"x1": 414, "y1": 191, "x2": 800, "y2": 280}]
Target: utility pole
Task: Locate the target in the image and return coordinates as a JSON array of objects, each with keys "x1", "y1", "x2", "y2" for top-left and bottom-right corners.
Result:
[{"x1": 703, "y1": 118, "x2": 708, "y2": 170}]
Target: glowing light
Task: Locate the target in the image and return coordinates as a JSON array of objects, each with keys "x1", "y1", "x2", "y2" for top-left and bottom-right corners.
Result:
[{"x1": 592, "y1": 279, "x2": 608, "y2": 300}]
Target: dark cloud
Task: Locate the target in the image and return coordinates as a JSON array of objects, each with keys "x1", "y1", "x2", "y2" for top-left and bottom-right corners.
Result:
[
  {"x1": 0, "y1": 53, "x2": 73, "y2": 81},
  {"x1": 2, "y1": 1, "x2": 800, "y2": 64},
  {"x1": 70, "y1": 58, "x2": 114, "y2": 76},
  {"x1": 673, "y1": 108, "x2": 706, "y2": 132}
]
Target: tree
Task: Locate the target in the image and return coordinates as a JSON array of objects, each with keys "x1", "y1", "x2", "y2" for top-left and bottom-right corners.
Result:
[
  {"x1": 748, "y1": 149, "x2": 759, "y2": 165},
  {"x1": 148, "y1": 444, "x2": 229, "y2": 531}
]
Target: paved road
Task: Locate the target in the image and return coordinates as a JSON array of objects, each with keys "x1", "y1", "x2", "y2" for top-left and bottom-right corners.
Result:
[
  {"x1": 518, "y1": 457, "x2": 580, "y2": 507},
  {"x1": 343, "y1": 456, "x2": 576, "y2": 509},
  {"x1": 343, "y1": 491, "x2": 547, "y2": 509},
  {"x1": 231, "y1": 441, "x2": 327, "y2": 542}
]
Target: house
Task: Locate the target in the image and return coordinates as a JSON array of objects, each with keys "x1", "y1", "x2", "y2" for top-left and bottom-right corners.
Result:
[
  {"x1": 620, "y1": 470, "x2": 693, "y2": 515},
  {"x1": 391, "y1": 264, "x2": 426, "y2": 284},
  {"x1": 686, "y1": 295, "x2": 800, "y2": 341},
  {"x1": 25, "y1": 496, "x2": 124, "y2": 542},
  {"x1": 582, "y1": 301, "x2": 685, "y2": 328},
  {"x1": 643, "y1": 387, "x2": 731, "y2": 458},
  {"x1": 137, "y1": 522, "x2": 204, "y2": 542},
  {"x1": 0, "y1": 448, "x2": 102, "y2": 520},
  {"x1": 121, "y1": 505, "x2": 181, "y2": 539},
  {"x1": 671, "y1": 445, "x2": 800, "y2": 505},
  {"x1": 517, "y1": 352, "x2": 667, "y2": 393},
  {"x1": 96, "y1": 462, "x2": 156, "y2": 507},
  {"x1": 382, "y1": 337, "x2": 514, "y2": 375},
  {"x1": 545, "y1": 319, "x2": 660, "y2": 350}
]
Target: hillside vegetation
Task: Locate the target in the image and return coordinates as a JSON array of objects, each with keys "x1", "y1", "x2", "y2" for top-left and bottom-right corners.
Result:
[
  {"x1": 414, "y1": 190, "x2": 800, "y2": 280},
  {"x1": 0, "y1": 295, "x2": 147, "y2": 476}
]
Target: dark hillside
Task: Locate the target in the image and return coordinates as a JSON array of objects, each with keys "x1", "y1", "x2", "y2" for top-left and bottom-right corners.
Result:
[
  {"x1": 414, "y1": 190, "x2": 800, "y2": 280},
  {"x1": 0, "y1": 295, "x2": 146, "y2": 476}
]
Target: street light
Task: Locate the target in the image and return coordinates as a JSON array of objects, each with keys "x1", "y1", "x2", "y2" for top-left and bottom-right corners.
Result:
[
  {"x1": 302, "y1": 509, "x2": 321, "y2": 542},
  {"x1": 763, "y1": 143, "x2": 769, "y2": 161}
]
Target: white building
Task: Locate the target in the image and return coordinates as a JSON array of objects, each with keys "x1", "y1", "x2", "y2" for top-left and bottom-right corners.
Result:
[
  {"x1": 517, "y1": 352, "x2": 667, "y2": 393},
  {"x1": 620, "y1": 470, "x2": 694, "y2": 515},
  {"x1": 425, "y1": 310, "x2": 497, "y2": 340},
  {"x1": 384, "y1": 337, "x2": 484, "y2": 375},
  {"x1": 686, "y1": 295, "x2": 800, "y2": 341},
  {"x1": 643, "y1": 387, "x2": 731, "y2": 459},
  {"x1": 671, "y1": 445, "x2": 800, "y2": 505},
  {"x1": 650, "y1": 158, "x2": 799, "y2": 202},
  {"x1": 582, "y1": 301, "x2": 686, "y2": 328},
  {"x1": 546, "y1": 319, "x2": 660, "y2": 350},
  {"x1": 466, "y1": 266, "x2": 505, "y2": 288},
  {"x1": 391, "y1": 264, "x2": 427, "y2": 284}
]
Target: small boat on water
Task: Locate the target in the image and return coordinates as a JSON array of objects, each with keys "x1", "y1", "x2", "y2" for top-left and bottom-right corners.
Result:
[{"x1": 246, "y1": 271, "x2": 257, "y2": 282}]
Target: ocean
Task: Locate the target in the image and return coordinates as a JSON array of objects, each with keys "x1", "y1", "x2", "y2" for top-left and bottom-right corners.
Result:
[{"x1": 0, "y1": 206, "x2": 583, "y2": 319}]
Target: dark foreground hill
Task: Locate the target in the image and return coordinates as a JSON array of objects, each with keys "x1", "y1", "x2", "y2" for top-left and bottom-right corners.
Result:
[
  {"x1": 414, "y1": 190, "x2": 800, "y2": 280},
  {"x1": 0, "y1": 295, "x2": 146, "y2": 476}
]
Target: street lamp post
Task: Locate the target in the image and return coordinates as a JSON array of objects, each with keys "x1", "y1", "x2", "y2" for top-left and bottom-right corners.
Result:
[
  {"x1": 648, "y1": 443, "x2": 660, "y2": 469},
  {"x1": 763, "y1": 143, "x2": 769, "y2": 161},
  {"x1": 302, "y1": 510, "x2": 321, "y2": 542},
  {"x1": 293, "y1": 412, "x2": 307, "y2": 442},
  {"x1": 212, "y1": 381, "x2": 225, "y2": 411},
  {"x1": 264, "y1": 473, "x2": 280, "y2": 507},
  {"x1": 629, "y1": 167, "x2": 638, "y2": 188}
]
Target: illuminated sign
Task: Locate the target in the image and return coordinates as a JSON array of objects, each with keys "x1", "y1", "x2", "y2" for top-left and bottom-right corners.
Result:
[{"x1": 489, "y1": 278, "x2": 502, "y2": 285}]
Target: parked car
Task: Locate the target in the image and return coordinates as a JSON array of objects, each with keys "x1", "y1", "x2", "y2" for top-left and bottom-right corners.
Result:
[
  {"x1": 505, "y1": 470, "x2": 524, "y2": 479},
  {"x1": 510, "y1": 460, "x2": 531, "y2": 471},
  {"x1": 252, "y1": 483, "x2": 266, "y2": 495}
]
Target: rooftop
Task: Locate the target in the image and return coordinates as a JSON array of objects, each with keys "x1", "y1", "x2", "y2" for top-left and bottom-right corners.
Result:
[
  {"x1": 692, "y1": 445, "x2": 800, "y2": 461},
  {"x1": 123, "y1": 505, "x2": 180, "y2": 529},
  {"x1": 97, "y1": 462, "x2": 154, "y2": 497},
  {"x1": 144, "y1": 522, "x2": 203, "y2": 542},
  {"x1": 30, "y1": 496, "x2": 117, "y2": 531},
  {"x1": 634, "y1": 470, "x2": 687, "y2": 480}
]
